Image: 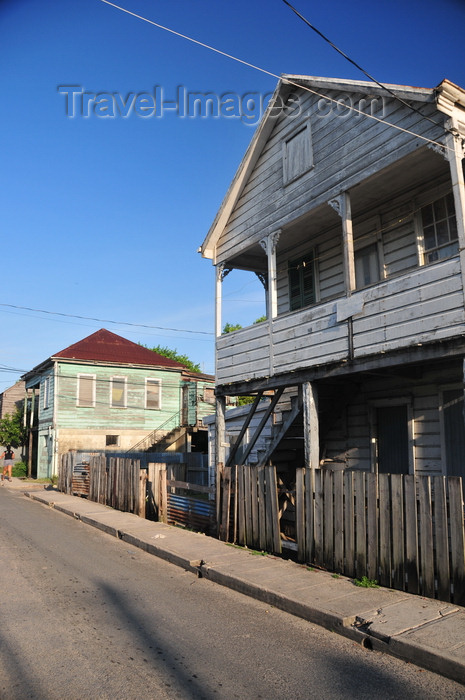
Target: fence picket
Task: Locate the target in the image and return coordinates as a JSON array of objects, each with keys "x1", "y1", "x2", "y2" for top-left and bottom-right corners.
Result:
[
  {"x1": 404, "y1": 474, "x2": 419, "y2": 594},
  {"x1": 391, "y1": 474, "x2": 404, "y2": 592},
  {"x1": 448, "y1": 477, "x2": 465, "y2": 606},
  {"x1": 378, "y1": 474, "x2": 391, "y2": 588},
  {"x1": 418, "y1": 476, "x2": 435, "y2": 598},
  {"x1": 433, "y1": 477, "x2": 451, "y2": 602}
]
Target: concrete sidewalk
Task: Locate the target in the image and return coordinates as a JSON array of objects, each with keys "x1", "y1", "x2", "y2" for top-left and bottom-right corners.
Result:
[{"x1": 8, "y1": 480, "x2": 465, "y2": 685}]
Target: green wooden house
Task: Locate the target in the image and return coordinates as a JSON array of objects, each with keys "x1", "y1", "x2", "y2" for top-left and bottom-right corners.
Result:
[{"x1": 22, "y1": 329, "x2": 215, "y2": 478}]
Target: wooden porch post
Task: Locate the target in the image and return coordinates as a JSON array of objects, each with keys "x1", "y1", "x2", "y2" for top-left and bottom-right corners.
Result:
[
  {"x1": 329, "y1": 192, "x2": 356, "y2": 296},
  {"x1": 445, "y1": 122, "x2": 465, "y2": 298},
  {"x1": 260, "y1": 230, "x2": 280, "y2": 320},
  {"x1": 215, "y1": 394, "x2": 226, "y2": 525},
  {"x1": 302, "y1": 381, "x2": 319, "y2": 472}
]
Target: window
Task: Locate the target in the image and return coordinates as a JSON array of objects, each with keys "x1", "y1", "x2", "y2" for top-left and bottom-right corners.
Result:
[
  {"x1": 283, "y1": 122, "x2": 313, "y2": 185},
  {"x1": 420, "y1": 193, "x2": 458, "y2": 264},
  {"x1": 146, "y1": 379, "x2": 161, "y2": 409},
  {"x1": 110, "y1": 376, "x2": 126, "y2": 408},
  {"x1": 106, "y1": 435, "x2": 120, "y2": 446},
  {"x1": 77, "y1": 374, "x2": 95, "y2": 407},
  {"x1": 355, "y1": 243, "x2": 380, "y2": 288},
  {"x1": 43, "y1": 377, "x2": 50, "y2": 410},
  {"x1": 288, "y1": 252, "x2": 316, "y2": 311}
]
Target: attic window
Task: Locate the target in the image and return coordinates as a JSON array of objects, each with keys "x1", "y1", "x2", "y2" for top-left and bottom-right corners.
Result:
[{"x1": 282, "y1": 121, "x2": 313, "y2": 185}]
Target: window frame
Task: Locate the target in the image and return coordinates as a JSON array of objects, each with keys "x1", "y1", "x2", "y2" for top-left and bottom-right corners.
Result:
[
  {"x1": 145, "y1": 378, "x2": 161, "y2": 410},
  {"x1": 288, "y1": 249, "x2": 318, "y2": 312},
  {"x1": 417, "y1": 192, "x2": 458, "y2": 265},
  {"x1": 43, "y1": 376, "x2": 50, "y2": 410},
  {"x1": 110, "y1": 375, "x2": 127, "y2": 409},
  {"x1": 77, "y1": 373, "x2": 96, "y2": 408},
  {"x1": 105, "y1": 434, "x2": 120, "y2": 447}
]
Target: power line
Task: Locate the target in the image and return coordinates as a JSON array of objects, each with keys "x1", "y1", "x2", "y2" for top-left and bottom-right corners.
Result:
[
  {"x1": 281, "y1": 0, "x2": 450, "y2": 135},
  {"x1": 99, "y1": 0, "x2": 454, "y2": 153},
  {"x1": 0, "y1": 303, "x2": 214, "y2": 336}
]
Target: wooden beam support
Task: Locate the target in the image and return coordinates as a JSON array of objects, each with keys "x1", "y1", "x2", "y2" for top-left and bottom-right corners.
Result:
[
  {"x1": 256, "y1": 392, "x2": 303, "y2": 467},
  {"x1": 226, "y1": 391, "x2": 264, "y2": 467},
  {"x1": 239, "y1": 388, "x2": 284, "y2": 466}
]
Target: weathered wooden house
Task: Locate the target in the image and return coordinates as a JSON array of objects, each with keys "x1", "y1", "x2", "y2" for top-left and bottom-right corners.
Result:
[
  {"x1": 201, "y1": 75, "x2": 465, "y2": 543},
  {"x1": 22, "y1": 329, "x2": 215, "y2": 478}
]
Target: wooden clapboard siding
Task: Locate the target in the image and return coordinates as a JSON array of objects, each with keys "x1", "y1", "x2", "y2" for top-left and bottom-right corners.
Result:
[
  {"x1": 216, "y1": 323, "x2": 270, "y2": 384},
  {"x1": 56, "y1": 361, "x2": 182, "y2": 430},
  {"x1": 216, "y1": 92, "x2": 444, "y2": 262},
  {"x1": 352, "y1": 258, "x2": 465, "y2": 355}
]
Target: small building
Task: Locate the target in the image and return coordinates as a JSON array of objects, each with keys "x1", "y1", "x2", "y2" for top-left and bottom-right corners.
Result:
[
  {"x1": 22, "y1": 329, "x2": 215, "y2": 478},
  {"x1": 0, "y1": 380, "x2": 25, "y2": 420}
]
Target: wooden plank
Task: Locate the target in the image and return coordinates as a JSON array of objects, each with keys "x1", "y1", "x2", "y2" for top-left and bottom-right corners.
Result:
[
  {"x1": 333, "y1": 470, "x2": 344, "y2": 574},
  {"x1": 267, "y1": 466, "x2": 281, "y2": 554},
  {"x1": 378, "y1": 473, "x2": 391, "y2": 588},
  {"x1": 258, "y1": 467, "x2": 267, "y2": 552},
  {"x1": 366, "y1": 472, "x2": 378, "y2": 582},
  {"x1": 418, "y1": 475, "x2": 435, "y2": 599},
  {"x1": 323, "y1": 469, "x2": 334, "y2": 570},
  {"x1": 314, "y1": 469, "x2": 324, "y2": 566},
  {"x1": 354, "y1": 471, "x2": 366, "y2": 579},
  {"x1": 391, "y1": 474, "x2": 404, "y2": 592},
  {"x1": 138, "y1": 469, "x2": 147, "y2": 518},
  {"x1": 448, "y1": 477, "x2": 465, "y2": 606},
  {"x1": 296, "y1": 468, "x2": 305, "y2": 562},
  {"x1": 304, "y1": 467, "x2": 314, "y2": 563},
  {"x1": 404, "y1": 474, "x2": 419, "y2": 594},
  {"x1": 250, "y1": 466, "x2": 259, "y2": 549},
  {"x1": 433, "y1": 476, "x2": 451, "y2": 602},
  {"x1": 237, "y1": 466, "x2": 246, "y2": 545},
  {"x1": 219, "y1": 466, "x2": 231, "y2": 542},
  {"x1": 159, "y1": 468, "x2": 168, "y2": 524},
  {"x1": 165, "y1": 480, "x2": 214, "y2": 495},
  {"x1": 344, "y1": 470, "x2": 355, "y2": 578},
  {"x1": 244, "y1": 465, "x2": 253, "y2": 547}
]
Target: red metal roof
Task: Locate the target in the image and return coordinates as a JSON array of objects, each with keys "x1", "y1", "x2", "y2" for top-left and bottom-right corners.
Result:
[{"x1": 52, "y1": 329, "x2": 187, "y2": 369}]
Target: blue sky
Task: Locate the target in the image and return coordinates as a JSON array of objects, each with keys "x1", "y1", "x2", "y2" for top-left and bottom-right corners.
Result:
[{"x1": 1, "y1": 0, "x2": 465, "y2": 390}]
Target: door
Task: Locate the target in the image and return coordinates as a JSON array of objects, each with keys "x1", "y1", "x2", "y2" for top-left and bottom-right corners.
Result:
[{"x1": 376, "y1": 405, "x2": 410, "y2": 475}]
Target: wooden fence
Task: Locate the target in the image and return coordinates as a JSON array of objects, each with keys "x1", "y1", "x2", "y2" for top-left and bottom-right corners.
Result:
[
  {"x1": 296, "y1": 469, "x2": 465, "y2": 605},
  {"x1": 218, "y1": 465, "x2": 281, "y2": 554},
  {"x1": 59, "y1": 453, "x2": 146, "y2": 517}
]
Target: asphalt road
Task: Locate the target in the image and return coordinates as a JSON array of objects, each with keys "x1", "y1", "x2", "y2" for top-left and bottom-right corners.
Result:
[{"x1": 0, "y1": 488, "x2": 464, "y2": 700}]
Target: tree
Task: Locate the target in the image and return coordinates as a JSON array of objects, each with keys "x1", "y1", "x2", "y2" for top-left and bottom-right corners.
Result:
[
  {"x1": 141, "y1": 344, "x2": 201, "y2": 373},
  {"x1": 222, "y1": 322, "x2": 243, "y2": 334},
  {"x1": 0, "y1": 406, "x2": 27, "y2": 448},
  {"x1": 222, "y1": 317, "x2": 267, "y2": 334}
]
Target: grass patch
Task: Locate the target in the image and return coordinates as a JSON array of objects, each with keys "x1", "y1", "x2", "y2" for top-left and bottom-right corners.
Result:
[
  {"x1": 353, "y1": 576, "x2": 379, "y2": 588},
  {"x1": 331, "y1": 573, "x2": 341, "y2": 579}
]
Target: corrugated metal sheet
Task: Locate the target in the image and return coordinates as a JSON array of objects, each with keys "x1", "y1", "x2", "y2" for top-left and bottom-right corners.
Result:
[{"x1": 166, "y1": 493, "x2": 216, "y2": 535}]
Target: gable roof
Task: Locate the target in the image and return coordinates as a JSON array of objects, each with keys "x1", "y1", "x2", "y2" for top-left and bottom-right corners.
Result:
[
  {"x1": 200, "y1": 75, "x2": 464, "y2": 260},
  {"x1": 51, "y1": 329, "x2": 187, "y2": 369}
]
